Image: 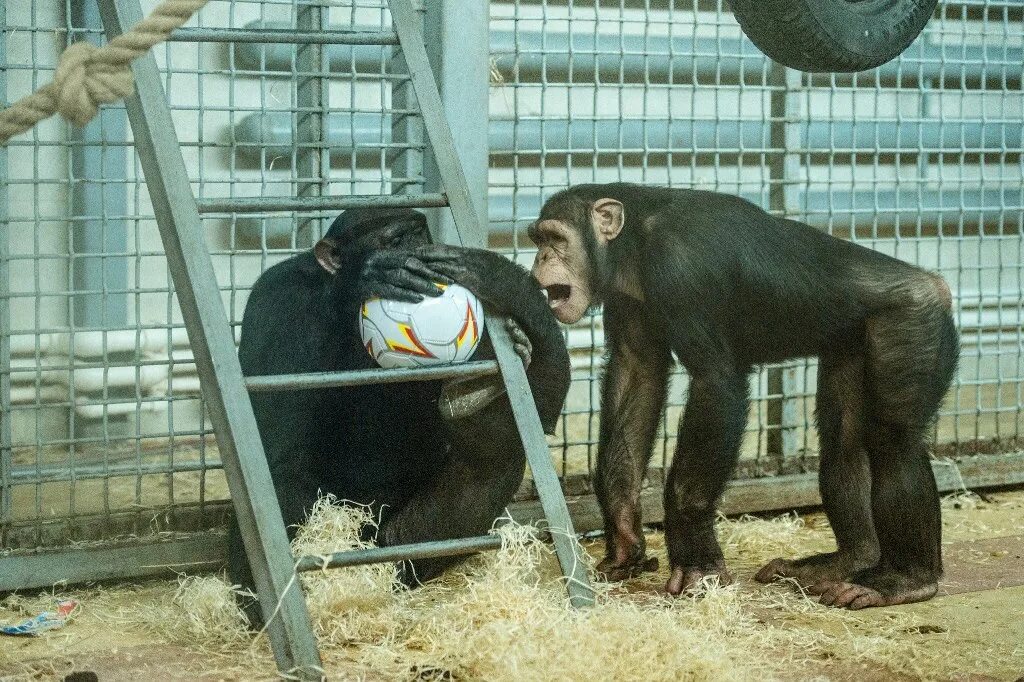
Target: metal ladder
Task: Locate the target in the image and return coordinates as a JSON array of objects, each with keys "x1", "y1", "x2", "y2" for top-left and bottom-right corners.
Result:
[{"x1": 96, "y1": 0, "x2": 594, "y2": 677}]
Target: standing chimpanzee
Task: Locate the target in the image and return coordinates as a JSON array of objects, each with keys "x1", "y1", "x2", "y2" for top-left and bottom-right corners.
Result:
[
  {"x1": 228, "y1": 207, "x2": 570, "y2": 625},
  {"x1": 529, "y1": 183, "x2": 958, "y2": 609}
]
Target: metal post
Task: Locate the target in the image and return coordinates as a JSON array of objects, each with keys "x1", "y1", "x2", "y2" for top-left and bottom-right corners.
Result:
[
  {"x1": 765, "y1": 62, "x2": 802, "y2": 468},
  {"x1": 390, "y1": 0, "x2": 430, "y2": 223},
  {"x1": 70, "y1": 0, "x2": 127, "y2": 329},
  {"x1": 422, "y1": 0, "x2": 490, "y2": 247},
  {"x1": 96, "y1": 1, "x2": 322, "y2": 677},
  {"x1": 489, "y1": 316, "x2": 595, "y2": 607},
  {"x1": 0, "y1": 0, "x2": 12, "y2": 546},
  {"x1": 390, "y1": 1, "x2": 424, "y2": 200},
  {"x1": 388, "y1": 0, "x2": 483, "y2": 246},
  {"x1": 295, "y1": 0, "x2": 328, "y2": 247}
]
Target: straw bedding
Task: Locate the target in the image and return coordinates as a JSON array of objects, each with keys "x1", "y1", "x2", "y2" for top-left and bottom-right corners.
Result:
[{"x1": 3, "y1": 491, "x2": 1022, "y2": 681}]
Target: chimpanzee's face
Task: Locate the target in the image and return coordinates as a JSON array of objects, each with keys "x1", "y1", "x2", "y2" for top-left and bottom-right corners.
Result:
[
  {"x1": 528, "y1": 218, "x2": 595, "y2": 324},
  {"x1": 529, "y1": 196, "x2": 625, "y2": 325}
]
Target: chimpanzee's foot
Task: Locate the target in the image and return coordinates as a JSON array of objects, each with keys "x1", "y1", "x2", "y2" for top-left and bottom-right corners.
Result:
[
  {"x1": 808, "y1": 566, "x2": 938, "y2": 609},
  {"x1": 596, "y1": 553, "x2": 659, "y2": 581},
  {"x1": 665, "y1": 562, "x2": 733, "y2": 595},
  {"x1": 438, "y1": 374, "x2": 506, "y2": 420},
  {"x1": 505, "y1": 318, "x2": 532, "y2": 369},
  {"x1": 755, "y1": 550, "x2": 876, "y2": 586}
]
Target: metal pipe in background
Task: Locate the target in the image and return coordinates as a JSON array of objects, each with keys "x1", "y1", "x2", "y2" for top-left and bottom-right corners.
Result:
[
  {"x1": 765, "y1": 62, "x2": 803, "y2": 465},
  {"x1": 294, "y1": 2, "x2": 329, "y2": 248},
  {"x1": 233, "y1": 186, "x2": 1024, "y2": 242},
  {"x1": 71, "y1": 0, "x2": 128, "y2": 329},
  {"x1": 231, "y1": 22, "x2": 1022, "y2": 84},
  {"x1": 233, "y1": 114, "x2": 1024, "y2": 161},
  {"x1": 171, "y1": 28, "x2": 399, "y2": 45}
]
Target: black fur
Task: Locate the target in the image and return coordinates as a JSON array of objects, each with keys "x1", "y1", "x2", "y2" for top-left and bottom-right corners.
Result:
[
  {"x1": 227, "y1": 209, "x2": 571, "y2": 626},
  {"x1": 539, "y1": 183, "x2": 958, "y2": 605}
]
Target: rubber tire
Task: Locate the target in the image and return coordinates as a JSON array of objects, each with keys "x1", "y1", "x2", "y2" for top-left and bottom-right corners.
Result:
[{"x1": 729, "y1": 0, "x2": 938, "y2": 73}]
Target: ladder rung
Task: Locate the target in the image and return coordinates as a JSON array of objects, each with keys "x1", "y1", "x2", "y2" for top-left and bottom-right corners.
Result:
[
  {"x1": 171, "y1": 28, "x2": 399, "y2": 46},
  {"x1": 245, "y1": 360, "x2": 500, "y2": 393},
  {"x1": 294, "y1": 535, "x2": 503, "y2": 572},
  {"x1": 196, "y1": 193, "x2": 449, "y2": 214}
]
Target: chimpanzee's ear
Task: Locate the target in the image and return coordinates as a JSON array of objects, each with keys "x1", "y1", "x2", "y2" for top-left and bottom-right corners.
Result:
[
  {"x1": 592, "y1": 198, "x2": 625, "y2": 243},
  {"x1": 314, "y1": 236, "x2": 342, "y2": 275}
]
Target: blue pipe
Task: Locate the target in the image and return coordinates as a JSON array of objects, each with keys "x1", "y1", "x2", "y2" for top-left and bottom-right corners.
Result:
[
  {"x1": 233, "y1": 21, "x2": 1023, "y2": 83},
  {"x1": 232, "y1": 186, "x2": 1023, "y2": 242},
  {"x1": 234, "y1": 112, "x2": 1024, "y2": 159}
]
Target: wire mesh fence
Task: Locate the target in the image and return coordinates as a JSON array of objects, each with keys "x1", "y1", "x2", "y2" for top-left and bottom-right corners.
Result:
[
  {"x1": 1, "y1": 0, "x2": 1023, "y2": 570},
  {"x1": 489, "y1": 0, "x2": 1024, "y2": 493},
  {"x1": 0, "y1": 0, "x2": 415, "y2": 551}
]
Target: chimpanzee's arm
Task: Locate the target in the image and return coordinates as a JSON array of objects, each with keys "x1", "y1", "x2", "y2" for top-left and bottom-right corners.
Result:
[
  {"x1": 424, "y1": 246, "x2": 572, "y2": 432},
  {"x1": 593, "y1": 296, "x2": 673, "y2": 580},
  {"x1": 378, "y1": 247, "x2": 572, "y2": 580},
  {"x1": 378, "y1": 438, "x2": 527, "y2": 585},
  {"x1": 643, "y1": 224, "x2": 750, "y2": 594},
  {"x1": 380, "y1": 331, "x2": 549, "y2": 585}
]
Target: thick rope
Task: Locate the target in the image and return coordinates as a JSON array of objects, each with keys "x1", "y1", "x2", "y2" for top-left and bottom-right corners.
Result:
[{"x1": 0, "y1": 0, "x2": 208, "y2": 144}]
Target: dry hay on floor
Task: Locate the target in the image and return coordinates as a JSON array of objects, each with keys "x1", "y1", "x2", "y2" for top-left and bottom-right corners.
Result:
[{"x1": 3, "y1": 492, "x2": 1023, "y2": 681}]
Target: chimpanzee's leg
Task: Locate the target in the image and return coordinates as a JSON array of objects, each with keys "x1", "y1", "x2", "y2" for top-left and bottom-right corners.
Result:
[
  {"x1": 812, "y1": 277, "x2": 958, "y2": 609},
  {"x1": 378, "y1": 446, "x2": 526, "y2": 585},
  {"x1": 756, "y1": 347, "x2": 880, "y2": 585},
  {"x1": 811, "y1": 420, "x2": 942, "y2": 608},
  {"x1": 663, "y1": 365, "x2": 749, "y2": 594}
]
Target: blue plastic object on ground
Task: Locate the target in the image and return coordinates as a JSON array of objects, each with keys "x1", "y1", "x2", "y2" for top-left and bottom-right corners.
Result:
[{"x1": 0, "y1": 600, "x2": 79, "y2": 636}]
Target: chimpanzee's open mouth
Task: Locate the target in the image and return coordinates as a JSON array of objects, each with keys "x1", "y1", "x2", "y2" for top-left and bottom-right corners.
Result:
[{"x1": 544, "y1": 284, "x2": 572, "y2": 309}]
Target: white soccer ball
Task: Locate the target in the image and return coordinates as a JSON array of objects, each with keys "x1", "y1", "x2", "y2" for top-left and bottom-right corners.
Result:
[{"x1": 359, "y1": 283, "x2": 485, "y2": 369}]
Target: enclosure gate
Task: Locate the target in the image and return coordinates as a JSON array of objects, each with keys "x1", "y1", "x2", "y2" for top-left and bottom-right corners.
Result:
[{"x1": 92, "y1": 0, "x2": 593, "y2": 676}]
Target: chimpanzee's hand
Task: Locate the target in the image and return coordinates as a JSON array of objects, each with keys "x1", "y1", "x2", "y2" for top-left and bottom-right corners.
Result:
[
  {"x1": 408, "y1": 244, "x2": 485, "y2": 294},
  {"x1": 357, "y1": 248, "x2": 461, "y2": 303},
  {"x1": 596, "y1": 541, "x2": 660, "y2": 582},
  {"x1": 408, "y1": 245, "x2": 532, "y2": 316},
  {"x1": 596, "y1": 507, "x2": 659, "y2": 581}
]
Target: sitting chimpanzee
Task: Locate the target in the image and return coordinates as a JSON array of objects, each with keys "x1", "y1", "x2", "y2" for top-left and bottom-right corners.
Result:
[
  {"x1": 228, "y1": 207, "x2": 570, "y2": 625},
  {"x1": 529, "y1": 183, "x2": 958, "y2": 609}
]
